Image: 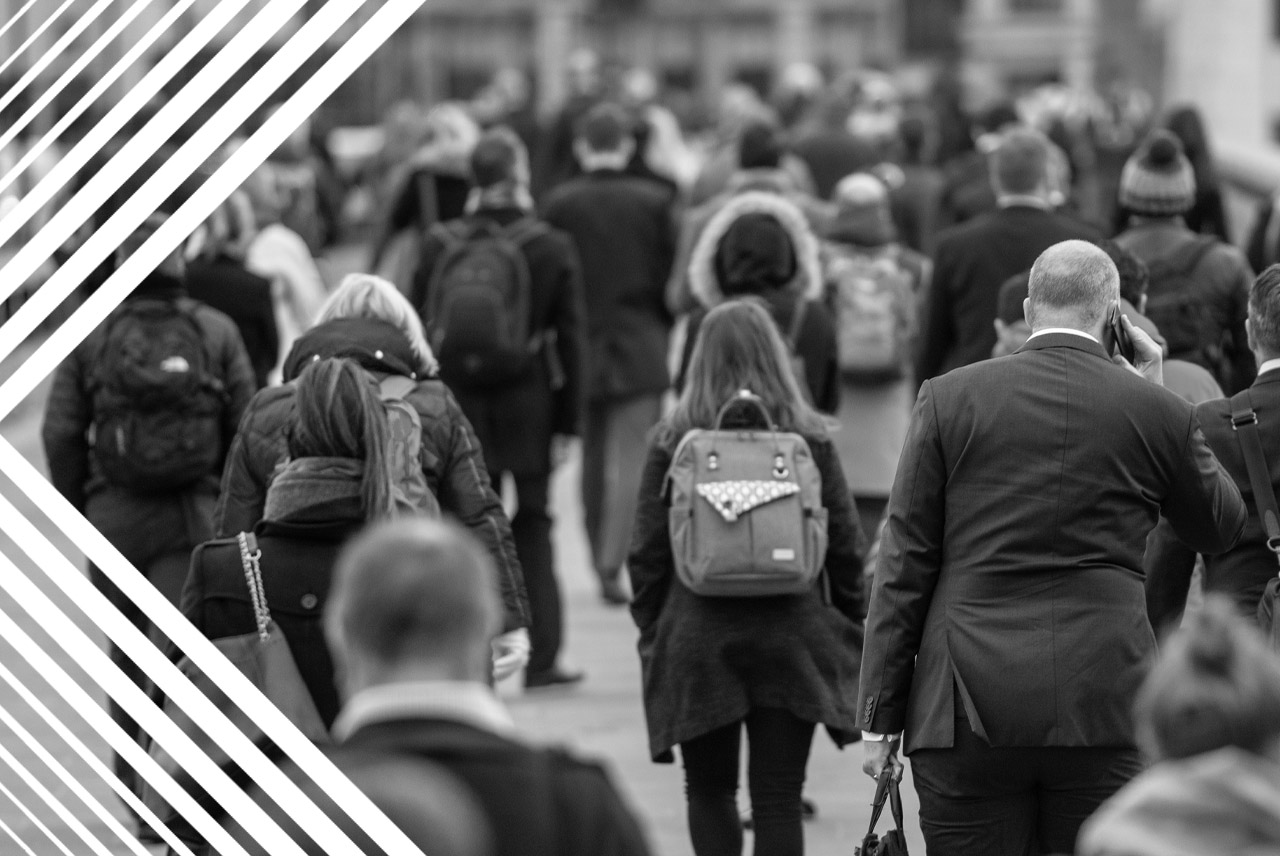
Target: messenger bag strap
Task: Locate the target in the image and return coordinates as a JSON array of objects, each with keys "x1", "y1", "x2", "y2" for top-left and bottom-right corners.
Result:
[{"x1": 1230, "y1": 389, "x2": 1280, "y2": 571}]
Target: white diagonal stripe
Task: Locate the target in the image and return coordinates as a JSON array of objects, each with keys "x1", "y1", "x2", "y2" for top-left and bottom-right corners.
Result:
[
  {"x1": 0, "y1": 0, "x2": 41, "y2": 49},
  {"x1": 0, "y1": 513, "x2": 350, "y2": 856},
  {"x1": 0, "y1": 814, "x2": 39, "y2": 856},
  {"x1": 0, "y1": 0, "x2": 77, "y2": 83},
  {"x1": 0, "y1": 738, "x2": 119, "y2": 856},
  {"x1": 0, "y1": 0, "x2": 170, "y2": 167},
  {"x1": 0, "y1": 774, "x2": 76, "y2": 856},
  {"x1": 0, "y1": 0, "x2": 203, "y2": 199},
  {"x1": 0, "y1": 658, "x2": 197, "y2": 856},
  {"x1": 0, "y1": 598, "x2": 259, "y2": 856},
  {"x1": 0, "y1": 0, "x2": 303, "y2": 303},
  {"x1": 0, "y1": 701, "x2": 153, "y2": 856},
  {"x1": 0, "y1": 0, "x2": 125, "y2": 118}
]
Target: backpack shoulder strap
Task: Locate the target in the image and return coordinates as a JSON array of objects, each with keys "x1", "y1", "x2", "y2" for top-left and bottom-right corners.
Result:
[
  {"x1": 500, "y1": 216, "x2": 550, "y2": 247},
  {"x1": 1230, "y1": 388, "x2": 1280, "y2": 567},
  {"x1": 787, "y1": 296, "x2": 808, "y2": 350}
]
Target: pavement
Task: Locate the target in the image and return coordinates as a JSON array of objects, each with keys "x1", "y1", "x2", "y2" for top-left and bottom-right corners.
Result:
[{"x1": 0, "y1": 246, "x2": 929, "y2": 854}]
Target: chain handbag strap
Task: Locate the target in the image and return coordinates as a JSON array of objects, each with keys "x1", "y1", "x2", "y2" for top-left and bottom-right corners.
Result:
[{"x1": 236, "y1": 532, "x2": 270, "y2": 642}]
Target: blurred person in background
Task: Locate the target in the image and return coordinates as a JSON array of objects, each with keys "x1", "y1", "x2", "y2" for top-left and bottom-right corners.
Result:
[
  {"x1": 679, "y1": 190, "x2": 839, "y2": 413},
  {"x1": 772, "y1": 61, "x2": 825, "y2": 131},
  {"x1": 472, "y1": 67, "x2": 541, "y2": 161},
  {"x1": 1158, "y1": 105, "x2": 1230, "y2": 242},
  {"x1": 413, "y1": 128, "x2": 588, "y2": 689},
  {"x1": 619, "y1": 66, "x2": 694, "y2": 194},
  {"x1": 1078, "y1": 596, "x2": 1280, "y2": 856},
  {"x1": 543, "y1": 102, "x2": 677, "y2": 606},
  {"x1": 1113, "y1": 130, "x2": 1253, "y2": 394},
  {"x1": 667, "y1": 120, "x2": 833, "y2": 317},
  {"x1": 213, "y1": 274, "x2": 531, "y2": 671},
  {"x1": 241, "y1": 159, "x2": 329, "y2": 380},
  {"x1": 916, "y1": 125, "x2": 1100, "y2": 384},
  {"x1": 537, "y1": 48, "x2": 607, "y2": 198},
  {"x1": 789, "y1": 90, "x2": 877, "y2": 201},
  {"x1": 325, "y1": 518, "x2": 652, "y2": 856},
  {"x1": 938, "y1": 101, "x2": 1020, "y2": 227},
  {"x1": 628, "y1": 299, "x2": 866, "y2": 856},
  {"x1": 262, "y1": 104, "x2": 345, "y2": 253},
  {"x1": 822, "y1": 173, "x2": 931, "y2": 541},
  {"x1": 184, "y1": 192, "x2": 279, "y2": 390},
  {"x1": 871, "y1": 109, "x2": 946, "y2": 256}
]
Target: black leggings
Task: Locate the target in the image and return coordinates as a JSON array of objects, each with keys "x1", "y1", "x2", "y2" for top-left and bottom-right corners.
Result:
[{"x1": 680, "y1": 707, "x2": 816, "y2": 856}]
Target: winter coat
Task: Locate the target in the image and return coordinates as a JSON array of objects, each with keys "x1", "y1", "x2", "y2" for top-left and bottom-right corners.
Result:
[
  {"x1": 410, "y1": 206, "x2": 588, "y2": 476},
  {"x1": 678, "y1": 191, "x2": 840, "y2": 413},
  {"x1": 542, "y1": 169, "x2": 676, "y2": 401},
  {"x1": 42, "y1": 280, "x2": 257, "y2": 565},
  {"x1": 627, "y1": 424, "x2": 866, "y2": 763},
  {"x1": 183, "y1": 491, "x2": 366, "y2": 728},
  {"x1": 212, "y1": 317, "x2": 530, "y2": 632},
  {"x1": 185, "y1": 255, "x2": 279, "y2": 390}
]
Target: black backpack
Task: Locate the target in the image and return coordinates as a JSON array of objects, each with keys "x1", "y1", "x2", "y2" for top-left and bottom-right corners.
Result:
[
  {"x1": 1143, "y1": 237, "x2": 1221, "y2": 370},
  {"x1": 89, "y1": 298, "x2": 227, "y2": 493},
  {"x1": 423, "y1": 218, "x2": 548, "y2": 387}
]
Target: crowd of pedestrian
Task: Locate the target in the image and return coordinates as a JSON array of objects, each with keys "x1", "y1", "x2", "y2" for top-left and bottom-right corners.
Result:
[{"x1": 35, "y1": 51, "x2": 1280, "y2": 856}]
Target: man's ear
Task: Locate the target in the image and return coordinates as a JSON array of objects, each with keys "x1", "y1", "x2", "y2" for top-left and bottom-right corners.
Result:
[
  {"x1": 1022, "y1": 297, "x2": 1032, "y2": 327},
  {"x1": 1137, "y1": 294, "x2": 1148, "y2": 315},
  {"x1": 1247, "y1": 316, "x2": 1257, "y2": 353},
  {"x1": 994, "y1": 319, "x2": 1006, "y2": 337}
]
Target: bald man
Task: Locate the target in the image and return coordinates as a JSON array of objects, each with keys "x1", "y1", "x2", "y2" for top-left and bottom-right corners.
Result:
[{"x1": 859, "y1": 240, "x2": 1246, "y2": 856}]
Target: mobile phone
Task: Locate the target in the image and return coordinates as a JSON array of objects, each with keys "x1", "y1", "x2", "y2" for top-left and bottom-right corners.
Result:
[{"x1": 1109, "y1": 309, "x2": 1135, "y2": 364}]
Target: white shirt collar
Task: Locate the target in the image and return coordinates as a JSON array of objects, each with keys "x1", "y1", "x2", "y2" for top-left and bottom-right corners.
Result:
[
  {"x1": 1259, "y1": 358, "x2": 1280, "y2": 376},
  {"x1": 1027, "y1": 327, "x2": 1099, "y2": 344},
  {"x1": 997, "y1": 194, "x2": 1052, "y2": 211},
  {"x1": 331, "y1": 680, "x2": 516, "y2": 742}
]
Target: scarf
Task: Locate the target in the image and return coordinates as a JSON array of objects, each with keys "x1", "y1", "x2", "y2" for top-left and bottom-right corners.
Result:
[
  {"x1": 465, "y1": 181, "x2": 534, "y2": 216},
  {"x1": 264, "y1": 456, "x2": 366, "y2": 523}
]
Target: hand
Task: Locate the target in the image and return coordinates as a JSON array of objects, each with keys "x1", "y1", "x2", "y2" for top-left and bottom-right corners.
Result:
[
  {"x1": 862, "y1": 737, "x2": 904, "y2": 782},
  {"x1": 491, "y1": 628, "x2": 531, "y2": 682},
  {"x1": 551, "y1": 434, "x2": 576, "y2": 470},
  {"x1": 1113, "y1": 313, "x2": 1163, "y2": 387}
]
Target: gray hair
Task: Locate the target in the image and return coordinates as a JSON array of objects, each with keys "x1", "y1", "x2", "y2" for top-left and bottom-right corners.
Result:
[
  {"x1": 315, "y1": 273, "x2": 438, "y2": 375},
  {"x1": 1027, "y1": 240, "x2": 1120, "y2": 331}
]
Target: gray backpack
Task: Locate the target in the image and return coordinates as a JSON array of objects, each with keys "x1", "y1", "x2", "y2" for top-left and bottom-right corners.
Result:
[{"x1": 664, "y1": 390, "x2": 828, "y2": 597}]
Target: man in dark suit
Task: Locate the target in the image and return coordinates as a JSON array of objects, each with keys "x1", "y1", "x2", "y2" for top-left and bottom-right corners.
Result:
[
  {"x1": 542, "y1": 101, "x2": 676, "y2": 605},
  {"x1": 1147, "y1": 263, "x2": 1280, "y2": 631},
  {"x1": 322, "y1": 518, "x2": 652, "y2": 856},
  {"x1": 861, "y1": 240, "x2": 1246, "y2": 856},
  {"x1": 916, "y1": 125, "x2": 1100, "y2": 383}
]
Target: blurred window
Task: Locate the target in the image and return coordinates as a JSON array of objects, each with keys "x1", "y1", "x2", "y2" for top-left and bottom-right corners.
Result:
[{"x1": 1009, "y1": 0, "x2": 1063, "y2": 11}]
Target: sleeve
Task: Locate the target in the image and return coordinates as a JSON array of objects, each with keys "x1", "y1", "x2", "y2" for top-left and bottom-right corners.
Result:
[
  {"x1": 1143, "y1": 517, "x2": 1198, "y2": 637},
  {"x1": 213, "y1": 399, "x2": 270, "y2": 538},
  {"x1": 811, "y1": 439, "x2": 866, "y2": 621},
  {"x1": 218, "y1": 320, "x2": 258, "y2": 460},
  {"x1": 626, "y1": 441, "x2": 675, "y2": 635},
  {"x1": 433, "y1": 390, "x2": 530, "y2": 631},
  {"x1": 664, "y1": 212, "x2": 702, "y2": 317},
  {"x1": 859, "y1": 380, "x2": 948, "y2": 734},
  {"x1": 256, "y1": 287, "x2": 280, "y2": 390},
  {"x1": 913, "y1": 240, "x2": 955, "y2": 385},
  {"x1": 41, "y1": 348, "x2": 93, "y2": 513},
  {"x1": 551, "y1": 237, "x2": 587, "y2": 437},
  {"x1": 1160, "y1": 410, "x2": 1247, "y2": 556},
  {"x1": 409, "y1": 231, "x2": 446, "y2": 316}
]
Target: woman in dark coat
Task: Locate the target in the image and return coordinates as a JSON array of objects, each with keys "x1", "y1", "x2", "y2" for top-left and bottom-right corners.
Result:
[
  {"x1": 182, "y1": 356, "x2": 399, "y2": 727},
  {"x1": 678, "y1": 191, "x2": 840, "y2": 414},
  {"x1": 628, "y1": 299, "x2": 865, "y2": 856}
]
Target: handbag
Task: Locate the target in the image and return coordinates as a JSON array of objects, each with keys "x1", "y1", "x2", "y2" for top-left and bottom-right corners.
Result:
[
  {"x1": 143, "y1": 531, "x2": 328, "y2": 829},
  {"x1": 855, "y1": 769, "x2": 910, "y2": 856},
  {"x1": 1229, "y1": 391, "x2": 1280, "y2": 651}
]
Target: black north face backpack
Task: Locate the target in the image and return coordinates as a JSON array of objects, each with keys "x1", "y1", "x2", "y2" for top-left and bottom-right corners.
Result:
[{"x1": 89, "y1": 298, "x2": 227, "y2": 493}]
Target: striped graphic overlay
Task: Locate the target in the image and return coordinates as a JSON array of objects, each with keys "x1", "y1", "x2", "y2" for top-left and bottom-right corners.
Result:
[{"x1": 0, "y1": 0, "x2": 439, "y2": 853}]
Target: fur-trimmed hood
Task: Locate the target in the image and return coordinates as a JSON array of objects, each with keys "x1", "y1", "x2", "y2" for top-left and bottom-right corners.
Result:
[{"x1": 688, "y1": 191, "x2": 824, "y2": 308}]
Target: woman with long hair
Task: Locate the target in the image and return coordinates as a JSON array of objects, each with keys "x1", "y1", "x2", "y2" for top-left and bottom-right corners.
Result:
[
  {"x1": 628, "y1": 299, "x2": 866, "y2": 856},
  {"x1": 183, "y1": 357, "x2": 398, "y2": 728}
]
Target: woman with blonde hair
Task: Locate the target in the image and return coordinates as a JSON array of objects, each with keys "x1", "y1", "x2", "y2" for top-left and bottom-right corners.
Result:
[
  {"x1": 214, "y1": 273, "x2": 531, "y2": 678},
  {"x1": 1079, "y1": 595, "x2": 1280, "y2": 855},
  {"x1": 628, "y1": 299, "x2": 865, "y2": 856}
]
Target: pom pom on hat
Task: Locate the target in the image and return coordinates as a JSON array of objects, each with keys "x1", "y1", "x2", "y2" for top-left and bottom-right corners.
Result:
[{"x1": 1119, "y1": 130, "x2": 1196, "y2": 217}]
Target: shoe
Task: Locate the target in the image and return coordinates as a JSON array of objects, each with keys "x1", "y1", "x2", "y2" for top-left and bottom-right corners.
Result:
[
  {"x1": 741, "y1": 797, "x2": 817, "y2": 829},
  {"x1": 599, "y1": 576, "x2": 630, "y2": 606},
  {"x1": 524, "y1": 667, "x2": 585, "y2": 689}
]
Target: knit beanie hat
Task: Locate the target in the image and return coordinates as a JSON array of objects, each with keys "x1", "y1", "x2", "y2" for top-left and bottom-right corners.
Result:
[
  {"x1": 714, "y1": 213, "x2": 797, "y2": 295},
  {"x1": 1120, "y1": 130, "x2": 1196, "y2": 216}
]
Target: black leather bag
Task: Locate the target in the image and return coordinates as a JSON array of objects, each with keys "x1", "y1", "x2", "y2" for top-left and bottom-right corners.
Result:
[
  {"x1": 856, "y1": 769, "x2": 909, "y2": 855},
  {"x1": 1229, "y1": 391, "x2": 1280, "y2": 651}
]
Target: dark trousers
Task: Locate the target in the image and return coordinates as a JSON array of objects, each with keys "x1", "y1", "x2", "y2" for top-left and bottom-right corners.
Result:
[
  {"x1": 679, "y1": 707, "x2": 816, "y2": 856},
  {"x1": 508, "y1": 473, "x2": 561, "y2": 675},
  {"x1": 582, "y1": 394, "x2": 663, "y2": 583},
  {"x1": 910, "y1": 709, "x2": 1144, "y2": 856}
]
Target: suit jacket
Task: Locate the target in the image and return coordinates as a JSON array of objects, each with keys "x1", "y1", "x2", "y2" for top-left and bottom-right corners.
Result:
[
  {"x1": 343, "y1": 718, "x2": 651, "y2": 856},
  {"x1": 542, "y1": 170, "x2": 675, "y2": 401},
  {"x1": 915, "y1": 205, "x2": 1100, "y2": 382},
  {"x1": 862, "y1": 333, "x2": 1246, "y2": 753},
  {"x1": 1146, "y1": 371, "x2": 1280, "y2": 629}
]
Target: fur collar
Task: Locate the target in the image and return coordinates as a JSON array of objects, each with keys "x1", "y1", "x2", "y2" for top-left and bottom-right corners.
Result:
[{"x1": 688, "y1": 191, "x2": 823, "y2": 308}]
